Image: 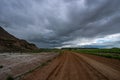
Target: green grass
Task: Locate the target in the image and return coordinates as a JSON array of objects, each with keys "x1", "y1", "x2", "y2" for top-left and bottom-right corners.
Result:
[
  {"x1": 71, "y1": 48, "x2": 120, "y2": 54},
  {"x1": 68, "y1": 48, "x2": 120, "y2": 60}
]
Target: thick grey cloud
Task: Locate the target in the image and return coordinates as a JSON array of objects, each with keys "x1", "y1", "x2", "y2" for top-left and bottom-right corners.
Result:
[{"x1": 0, "y1": 0, "x2": 120, "y2": 48}]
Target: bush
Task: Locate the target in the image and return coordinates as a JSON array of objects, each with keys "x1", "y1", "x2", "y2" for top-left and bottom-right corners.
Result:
[
  {"x1": 6, "y1": 76, "x2": 14, "y2": 80},
  {"x1": 0, "y1": 65, "x2": 3, "y2": 68}
]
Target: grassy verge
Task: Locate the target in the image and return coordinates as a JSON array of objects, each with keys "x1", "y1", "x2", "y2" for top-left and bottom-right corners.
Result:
[{"x1": 70, "y1": 48, "x2": 120, "y2": 60}]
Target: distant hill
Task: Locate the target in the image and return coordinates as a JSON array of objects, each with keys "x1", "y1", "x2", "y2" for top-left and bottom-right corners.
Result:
[{"x1": 0, "y1": 26, "x2": 38, "y2": 52}]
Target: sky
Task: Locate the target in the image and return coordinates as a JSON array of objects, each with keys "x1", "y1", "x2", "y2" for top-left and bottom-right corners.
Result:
[{"x1": 0, "y1": 0, "x2": 120, "y2": 48}]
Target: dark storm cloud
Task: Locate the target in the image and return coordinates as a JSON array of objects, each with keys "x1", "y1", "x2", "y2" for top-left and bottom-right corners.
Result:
[{"x1": 0, "y1": 0, "x2": 120, "y2": 48}]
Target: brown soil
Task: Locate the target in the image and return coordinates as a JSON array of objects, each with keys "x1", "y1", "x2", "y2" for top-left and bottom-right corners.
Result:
[{"x1": 22, "y1": 51, "x2": 120, "y2": 80}]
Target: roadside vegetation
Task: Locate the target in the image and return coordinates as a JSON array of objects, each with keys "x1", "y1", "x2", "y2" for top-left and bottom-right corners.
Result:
[
  {"x1": 30, "y1": 48, "x2": 60, "y2": 53},
  {"x1": 0, "y1": 65, "x2": 3, "y2": 68},
  {"x1": 62, "y1": 48, "x2": 120, "y2": 60},
  {"x1": 6, "y1": 76, "x2": 14, "y2": 80}
]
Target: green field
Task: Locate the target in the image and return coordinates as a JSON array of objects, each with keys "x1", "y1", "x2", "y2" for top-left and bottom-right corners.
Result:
[{"x1": 63, "y1": 48, "x2": 120, "y2": 60}]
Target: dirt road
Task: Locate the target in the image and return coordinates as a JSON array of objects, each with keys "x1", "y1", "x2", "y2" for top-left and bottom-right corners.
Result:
[{"x1": 22, "y1": 51, "x2": 120, "y2": 80}]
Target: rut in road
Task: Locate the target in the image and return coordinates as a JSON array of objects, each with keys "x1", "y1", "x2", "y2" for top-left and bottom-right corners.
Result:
[{"x1": 22, "y1": 51, "x2": 120, "y2": 80}]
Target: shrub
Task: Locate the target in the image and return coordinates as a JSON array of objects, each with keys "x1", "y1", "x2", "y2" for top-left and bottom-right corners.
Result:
[
  {"x1": 6, "y1": 76, "x2": 14, "y2": 80},
  {"x1": 0, "y1": 65, "x2": 3, "y2": 68}
]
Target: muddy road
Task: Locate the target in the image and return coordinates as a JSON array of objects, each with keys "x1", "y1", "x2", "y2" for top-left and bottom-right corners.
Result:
[{"x1": 22, "y1": 51, "x2": 120, "y2": 80}]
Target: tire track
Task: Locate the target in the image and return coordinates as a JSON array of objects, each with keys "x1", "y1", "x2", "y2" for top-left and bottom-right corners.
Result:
[
  {"x1": 74, "y1": 53, "x2": 120, "y2": 80},
  {"x1": 72, "y1": 53, "x2": 109, "y2": 80},
  {"x1": 22, "y1": 51, "x2": 120, "y2": 80}
]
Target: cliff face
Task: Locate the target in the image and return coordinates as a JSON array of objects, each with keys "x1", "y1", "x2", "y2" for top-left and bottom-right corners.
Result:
[{"x1": 0, "y1": 27, "x2": 38, "y2": 52}]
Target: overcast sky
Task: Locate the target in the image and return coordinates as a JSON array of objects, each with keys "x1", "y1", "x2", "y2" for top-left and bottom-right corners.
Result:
[{"x1": 0, "y1": 0, "x2": 120, "y2": 48}]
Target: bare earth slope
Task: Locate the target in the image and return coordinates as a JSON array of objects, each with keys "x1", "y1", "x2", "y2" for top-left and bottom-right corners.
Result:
[
  {"x1": 0, "y1": 26, "x2": 38, "y2": 51},
  {"x1": 22, "y1": 51, "x2": 120, "y2": 80}
]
